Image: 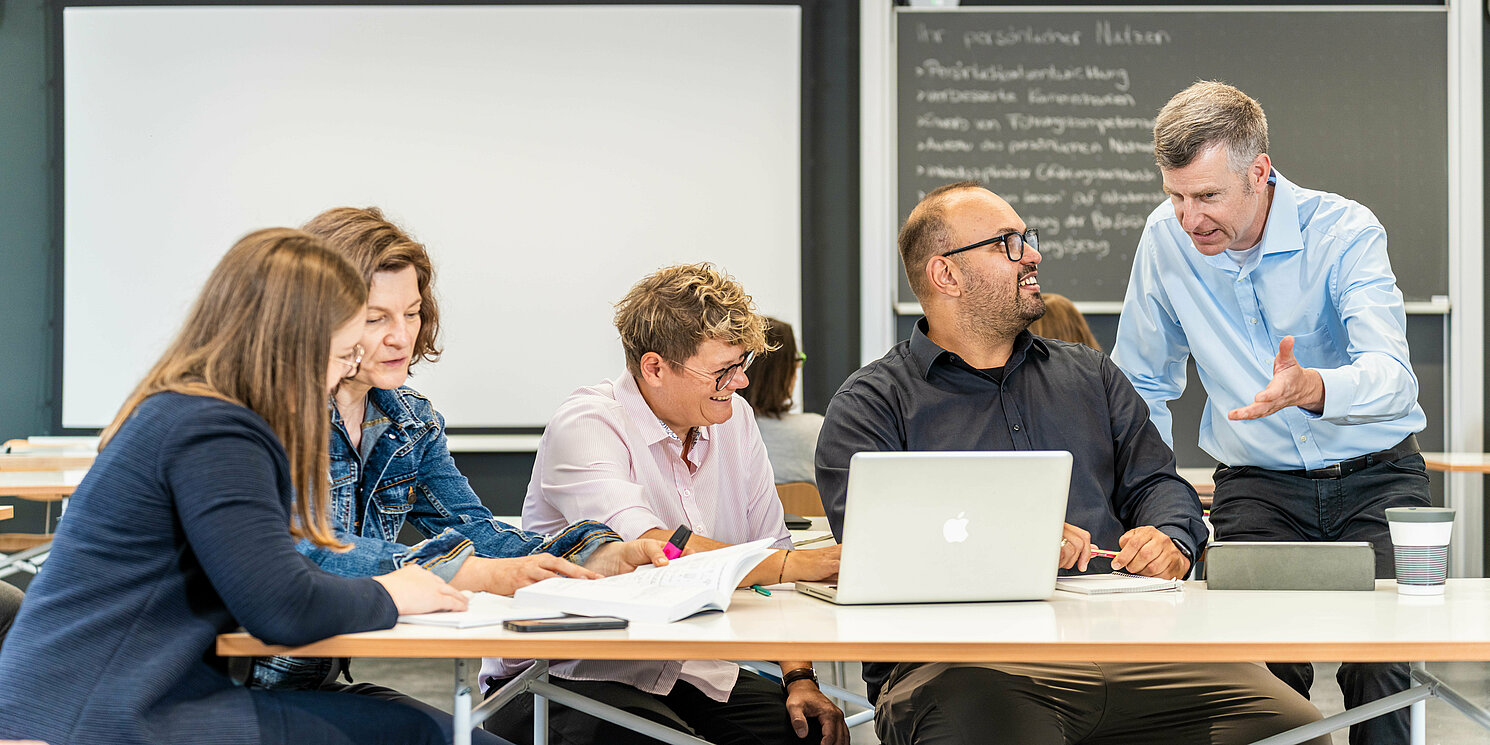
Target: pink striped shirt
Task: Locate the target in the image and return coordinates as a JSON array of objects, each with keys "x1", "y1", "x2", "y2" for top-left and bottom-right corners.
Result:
[{"x1": 481, "y1": 372, "x2": 791, "y2": 701}]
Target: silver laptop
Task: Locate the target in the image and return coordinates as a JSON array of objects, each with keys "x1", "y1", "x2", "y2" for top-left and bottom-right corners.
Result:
[{"x1": 798, "y1": 451, "x2": 1071, "y2": 604}]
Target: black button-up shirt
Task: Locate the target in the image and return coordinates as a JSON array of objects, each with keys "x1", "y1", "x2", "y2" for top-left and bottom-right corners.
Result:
[{"x1": 816, "y1": 319, "x2": 1207, "y2": 700}]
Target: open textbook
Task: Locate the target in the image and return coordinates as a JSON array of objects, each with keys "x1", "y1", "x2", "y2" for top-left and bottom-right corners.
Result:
[
  {"x1": 399, "y1": 591, "x2": 562, "y2": 629},
  {"x1": 513, "y1": 538, "x2": 778, "y2": 623},
  {"x1": 1055, "y1": 573, "x2": 1184, "y2": 595}
]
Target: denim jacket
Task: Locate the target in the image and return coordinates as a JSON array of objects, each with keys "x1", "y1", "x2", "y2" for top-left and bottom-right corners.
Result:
[{"x1": 250, "y1": 386, "x2": 619, "y2": 689}]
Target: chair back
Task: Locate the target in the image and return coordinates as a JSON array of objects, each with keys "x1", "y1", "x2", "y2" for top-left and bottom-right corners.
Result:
[{"x1": 775, "y1": 481, "x2": 824, "y2": 517}]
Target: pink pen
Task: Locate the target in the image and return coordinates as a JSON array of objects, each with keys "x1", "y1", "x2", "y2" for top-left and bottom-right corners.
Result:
[
  {"x1": 1089, "y1": 547, "x2": 1120, "y2": 558},
  {"x1": 663, "y1": 526, "x2": 692, "y2": 560}
]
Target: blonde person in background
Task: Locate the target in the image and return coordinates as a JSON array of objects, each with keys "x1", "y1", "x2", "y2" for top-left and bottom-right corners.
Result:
[
  {"x1": 1027, "y1": 293, "x2": 1101, "y2": 352},
  {"x1": 739, "y1": 317, "x2": 823, "y2": 485}
]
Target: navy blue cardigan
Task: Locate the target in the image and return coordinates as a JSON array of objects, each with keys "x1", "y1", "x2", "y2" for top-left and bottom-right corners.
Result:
[{"x1": 0, "y1": 393, "x2": 398, "y2": 745}]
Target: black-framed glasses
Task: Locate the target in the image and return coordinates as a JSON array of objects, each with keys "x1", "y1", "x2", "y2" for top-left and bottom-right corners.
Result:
[
  {"x1": 672, "y1": 350, "x2": 757, "y2": 391},
  {"x1": 940, "y1": 228, "x2": 1039, "y2": 261}
]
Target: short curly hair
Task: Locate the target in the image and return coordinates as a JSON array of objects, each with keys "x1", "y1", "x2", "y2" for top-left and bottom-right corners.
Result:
[{"x1": 614, "y1": 263, "x2": 770, "y2": 378}]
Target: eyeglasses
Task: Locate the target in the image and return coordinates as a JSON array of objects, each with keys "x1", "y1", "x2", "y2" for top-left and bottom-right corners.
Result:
[
  {"x1": 671, "y1": 350, "x2": 757, "y2": 392},
  {"x1": 335, "y1": 345, "x2": 364, "y2": 379},
  {"x1": 941, "y1": 228, "x2": 1039, "y2": 262}
]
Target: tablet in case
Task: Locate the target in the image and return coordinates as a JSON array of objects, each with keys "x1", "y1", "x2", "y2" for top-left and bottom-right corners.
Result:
[{"x1": 1204, "y1": 541, "x2": 1376, "y2": 591}]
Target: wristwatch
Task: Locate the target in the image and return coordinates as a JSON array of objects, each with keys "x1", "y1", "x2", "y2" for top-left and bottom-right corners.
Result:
[{"x1": 781, "y1": 667, "x2": 818, "y2": 689}]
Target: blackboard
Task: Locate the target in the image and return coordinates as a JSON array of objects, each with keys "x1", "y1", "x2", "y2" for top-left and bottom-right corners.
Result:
[{"x1": 897, "y1": 7, "x2": 1448, "y2": 304}]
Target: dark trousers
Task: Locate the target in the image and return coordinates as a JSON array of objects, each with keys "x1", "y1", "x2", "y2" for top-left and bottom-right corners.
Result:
[
  {"x1": 873, "y1": 661, "x2": 1328, "y2": 745},
  {"x1": 251, "y1": 684, "x2": 450, "y2": 745},
  {"x1": 1211, "y1": 452, "x2": 1432, "y2": 745},
  {"x1": 482, "y1": 668, "x2": 817, "y2": 745},
  {"x1": 252, "y1": 680, "x2": 513, "y2": 745}
]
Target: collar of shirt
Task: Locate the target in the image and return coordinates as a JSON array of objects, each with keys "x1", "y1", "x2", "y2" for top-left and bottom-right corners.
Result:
[
  {"x1": 908, "y1": 317, "x2": 1049, "y2": 382},
  {"x1": 328, "y1": 397, "x2": 393, "y2": 465},
  {"x1": 1202, "y1": 168, "x2": 1305, "y2": 275},
  {"x1": 613, "y1": 371, "x2": 714, "y2": 450}
]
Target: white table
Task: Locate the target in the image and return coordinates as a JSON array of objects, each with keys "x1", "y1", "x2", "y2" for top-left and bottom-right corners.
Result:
[
  {"x1": 0, "y1": 452, "x2": 90, "y2": 578},
  {"x1": 220, "y1": 579, "x2": 1490, "y2": 745},
  {"x1": 1421, "y1": 452, "x2": 1490, "y2": 473}
]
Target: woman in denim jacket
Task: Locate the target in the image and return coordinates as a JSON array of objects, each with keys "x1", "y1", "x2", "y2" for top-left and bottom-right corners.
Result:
[{"x1": 251, "y1": 208, "x2": 664, "y2": 695}]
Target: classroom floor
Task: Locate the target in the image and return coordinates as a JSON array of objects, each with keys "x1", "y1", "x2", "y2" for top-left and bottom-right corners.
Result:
[{"x1": 356, "y1": 658, "x2": 1490, "y2": 744}]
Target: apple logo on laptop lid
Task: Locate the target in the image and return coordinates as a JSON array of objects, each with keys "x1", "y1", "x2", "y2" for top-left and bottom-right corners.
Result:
[{"x1": 942, "y1": 512, "x2": 969, "y2": 543}]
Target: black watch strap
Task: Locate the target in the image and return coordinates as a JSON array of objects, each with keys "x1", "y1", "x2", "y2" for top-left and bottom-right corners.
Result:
[{"x1": 781, "y1": 667, "x2": 818, "y2": 689}]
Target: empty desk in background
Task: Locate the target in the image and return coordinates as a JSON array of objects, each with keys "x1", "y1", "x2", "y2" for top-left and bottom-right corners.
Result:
[
  {"x1": 1417, "y1": 453, "x2": 1488, "y2": 578},
  {"x1": 1420, "y1": 452, "x2": 1490, "y2": 473},
  {"x1": 220, "y1": 580, "x2": 1490, "y2": 745},
  {"x1": 0, "y1": 448, "x2": 94, "y2": 579}
]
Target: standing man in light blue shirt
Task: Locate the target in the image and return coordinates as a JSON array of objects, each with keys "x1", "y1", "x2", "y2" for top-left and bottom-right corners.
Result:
[{"x1": 1113, "y1": 81, "x2": 1429, "y2": 745}]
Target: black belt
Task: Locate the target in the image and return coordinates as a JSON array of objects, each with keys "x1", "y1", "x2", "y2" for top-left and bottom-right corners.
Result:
[{"x1": 1275, "y1": 434, "x2": 1420, "y2": 480}]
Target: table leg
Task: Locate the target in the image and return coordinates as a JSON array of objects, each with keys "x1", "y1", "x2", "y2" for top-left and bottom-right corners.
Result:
[
  {"x1": 1411, "y1": 665, "x2": 1490, "y2": 729},
  {"x1": 527, "y1": 679, "x2": 714, "y2": 745},
  {"x1": 1249, "y1": 684, "x2": 1434, "y2": 745},
  {"x1": 1409, "y1": 661, "x2": 1426, "y2": 745},
  {"x1": 1409, "y1": 699, "x2": 1425, "y2": 745},
  {"x1": 534, "y1": 668, "x2": 549, "y2": 745},
  {"x1": 454, "y1": 658, "x2": 472, "y2": 745}
]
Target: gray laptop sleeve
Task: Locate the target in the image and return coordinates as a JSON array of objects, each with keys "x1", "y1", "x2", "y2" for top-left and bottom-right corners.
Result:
[{"x1": 1204, "y1": 542, "x2": 1376, "y2": 591}]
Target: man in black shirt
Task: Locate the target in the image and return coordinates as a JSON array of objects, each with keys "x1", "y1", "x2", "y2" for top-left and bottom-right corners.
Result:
[{"x1": 815, "y1": 181, "x2": 1327, "y2": 745}]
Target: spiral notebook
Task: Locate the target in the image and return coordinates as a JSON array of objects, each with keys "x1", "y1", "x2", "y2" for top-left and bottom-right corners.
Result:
[{"x1": 1055, "y1": 573, "x2": 1183, "y2": 595}]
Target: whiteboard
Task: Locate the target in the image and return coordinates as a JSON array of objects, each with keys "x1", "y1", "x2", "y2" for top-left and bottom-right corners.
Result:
[{"x1": 61, "y1": 4, "x2": 802, "y2": 429}]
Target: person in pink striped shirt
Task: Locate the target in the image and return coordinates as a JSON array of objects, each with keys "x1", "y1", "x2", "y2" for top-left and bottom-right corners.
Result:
[{"x1": 481, "y1": 263, "x2": 847, "y2": 745}]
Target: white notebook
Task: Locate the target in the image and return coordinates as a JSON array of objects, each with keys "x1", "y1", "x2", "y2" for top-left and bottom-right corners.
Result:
[
  {"x1": 1055, "y1": 573, "x2": 1184, "y2": 595},
  {"x1": 399, "y1": 592, "x2": 563, "y2": 629},
  {"x1": 514, "y1": 538, "x2": 777, "y2": 623}
]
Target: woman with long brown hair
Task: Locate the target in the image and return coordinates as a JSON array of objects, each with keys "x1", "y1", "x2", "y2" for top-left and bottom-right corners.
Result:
[
  {"x1": 0, "y1": 229, "x2": 468, "y2": 745},
  {"x1": 739, "y1": 317, "x2": 823, "y2": 485}
]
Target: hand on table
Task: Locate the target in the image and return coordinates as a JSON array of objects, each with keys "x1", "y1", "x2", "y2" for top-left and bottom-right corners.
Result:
[
  {"x1": 782, "y1": 545, "x2": 840, "y2": 583},
  {"x1": 451, "y1": 554, "x2": 602, "y2": 596},
  {"x1": 1228, "y1": 336, "x2": 1325, "y2": 420},
  {"x1": 1111, "y1": 526, "x2": 1190, "y2": 579},
  {"x1": 373, "y1": 565, "x2": 468, "y2": 615}
]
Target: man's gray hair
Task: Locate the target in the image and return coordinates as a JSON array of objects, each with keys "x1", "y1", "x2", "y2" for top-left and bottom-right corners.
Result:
[{"x1": 1153, "y1": 81, "x2": 1268, "y2": 174}]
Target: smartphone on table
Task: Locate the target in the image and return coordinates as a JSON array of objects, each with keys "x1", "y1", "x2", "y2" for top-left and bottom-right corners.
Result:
[{"x1": 503, "y1": 615, "x2": 629, "y2": 633}]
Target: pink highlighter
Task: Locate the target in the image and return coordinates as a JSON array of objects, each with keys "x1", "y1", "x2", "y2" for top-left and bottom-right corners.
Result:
[{"x1": 663, "y1": 526, "x2": 693, "y2": 560}]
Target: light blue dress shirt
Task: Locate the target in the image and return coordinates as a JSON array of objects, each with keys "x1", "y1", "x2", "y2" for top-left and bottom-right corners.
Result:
[{"x1": 1112, "y1": 169, "x2": 1425, "y2": 471}]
